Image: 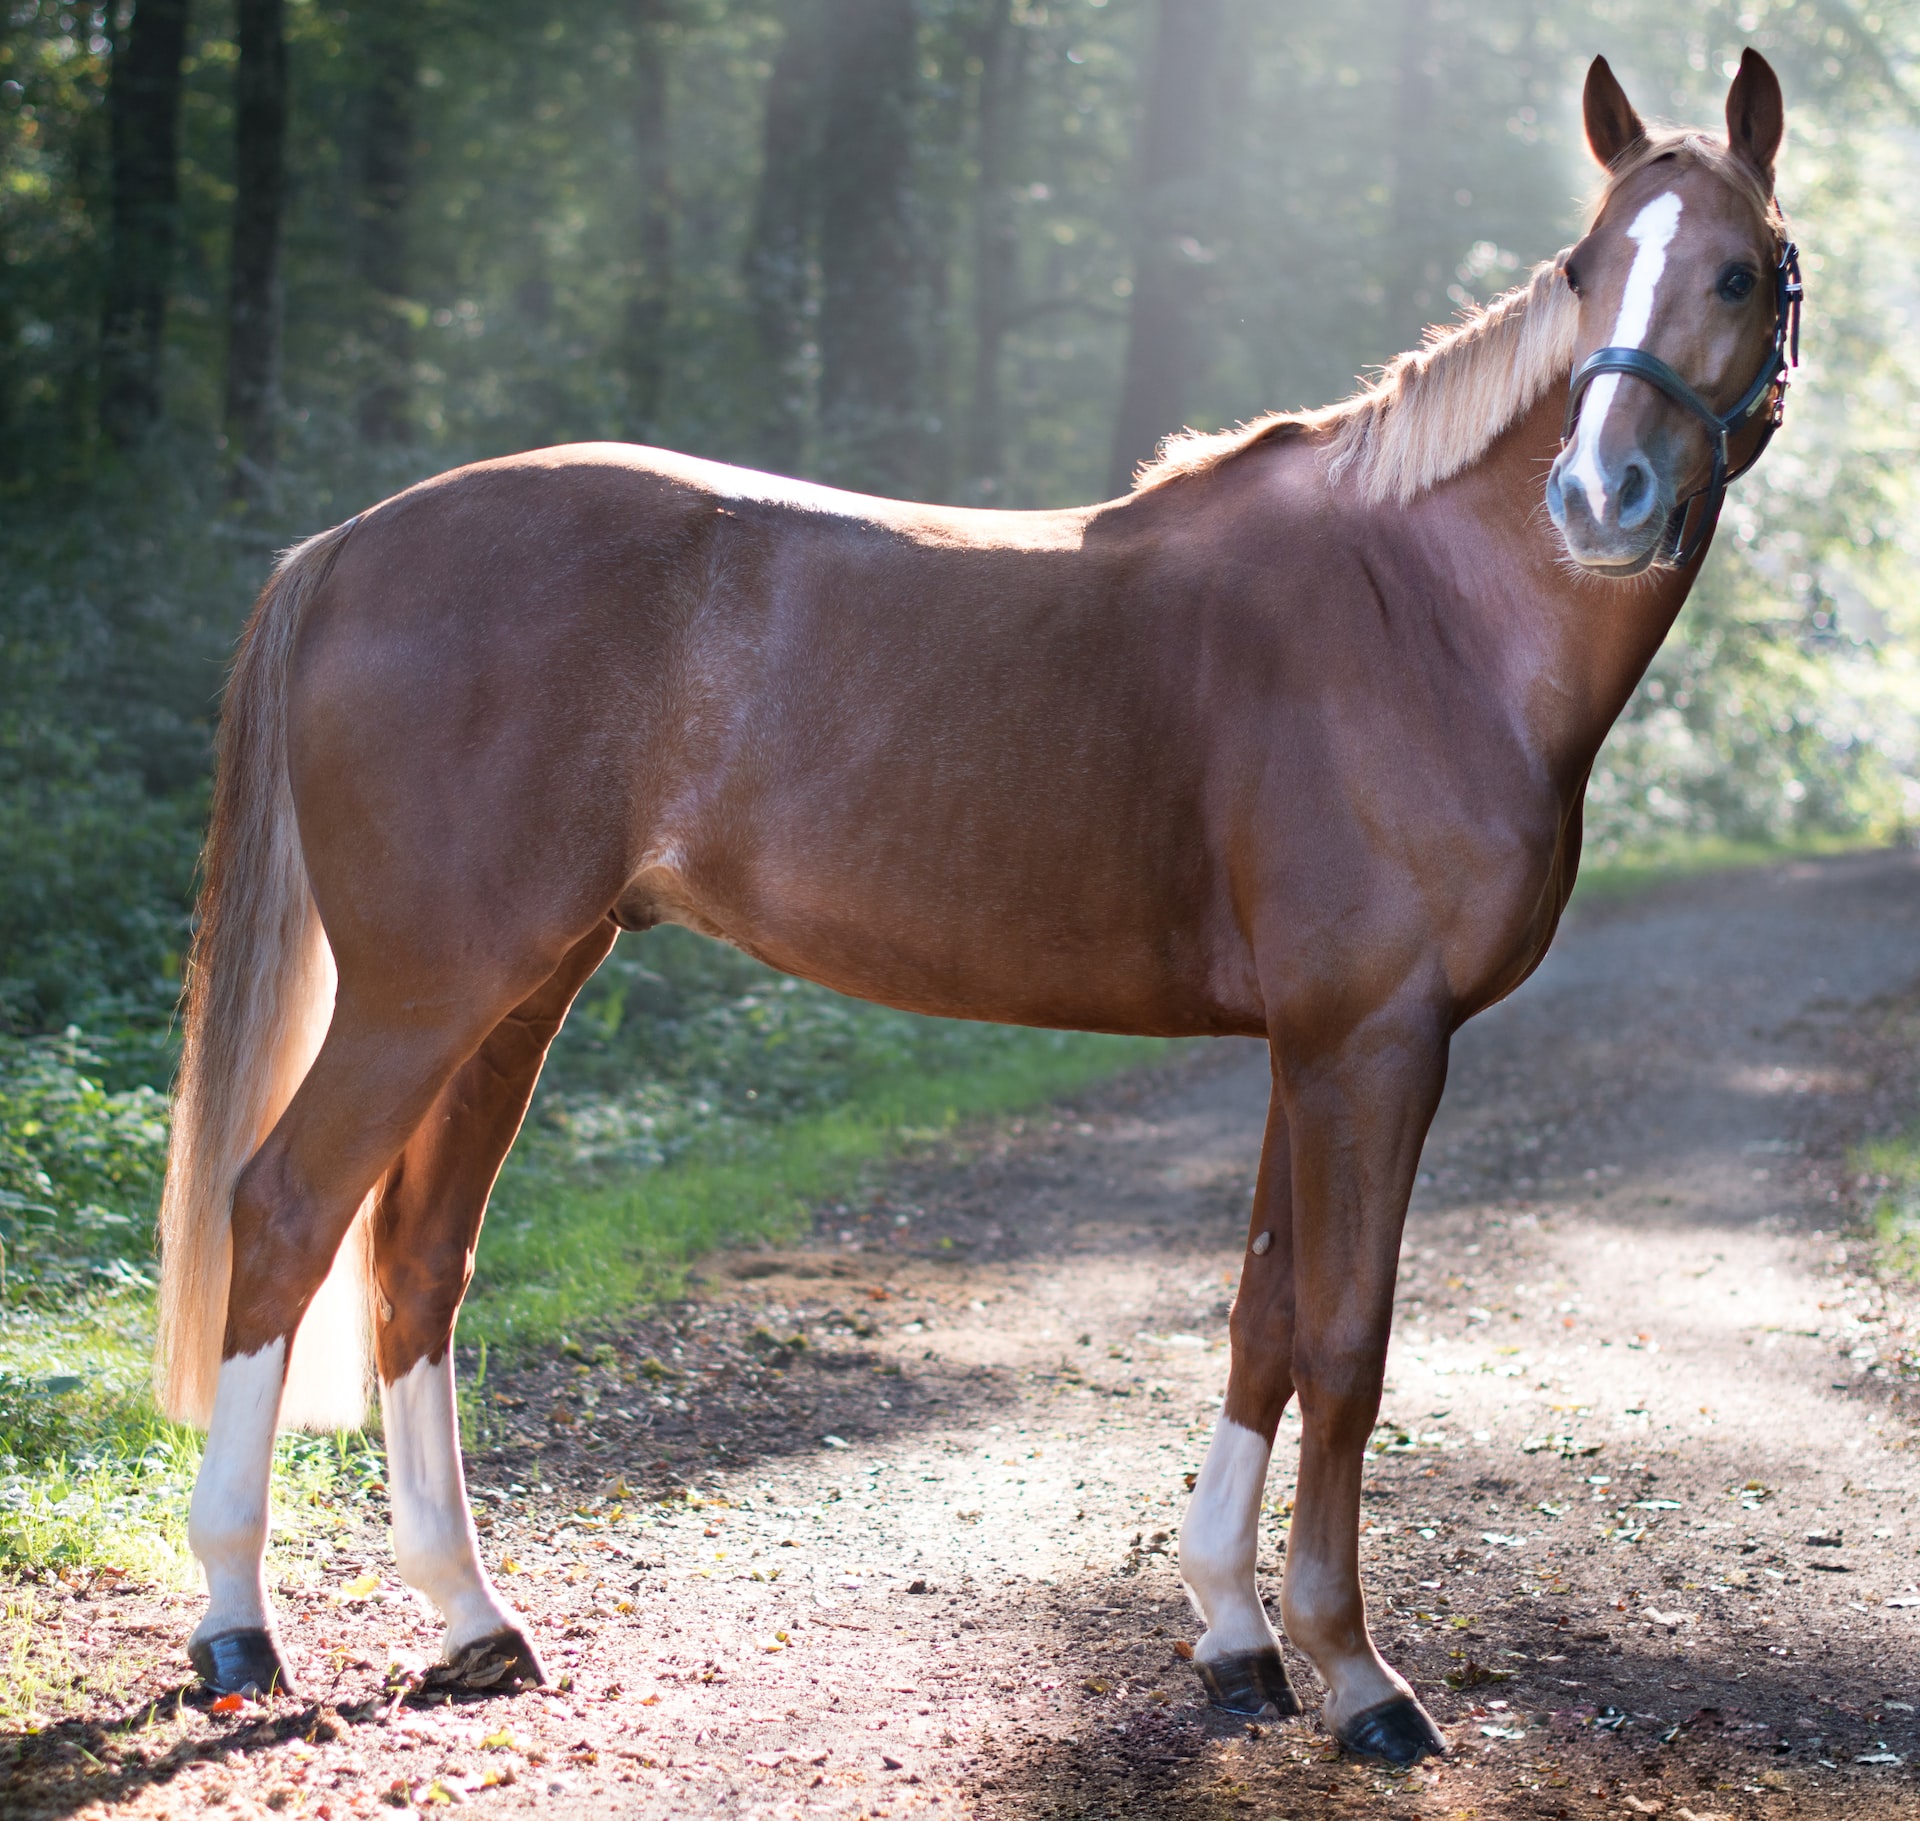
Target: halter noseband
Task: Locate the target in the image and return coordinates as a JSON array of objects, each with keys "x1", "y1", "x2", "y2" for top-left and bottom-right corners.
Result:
[{"x1": 1561, "y1": 238, "x2": 1802, "y2": 568}]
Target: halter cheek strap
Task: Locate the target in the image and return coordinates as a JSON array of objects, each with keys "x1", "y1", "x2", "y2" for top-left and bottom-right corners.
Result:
[{"x1": 1561, "y1": 240, "x2": 1803, "y2": 568}]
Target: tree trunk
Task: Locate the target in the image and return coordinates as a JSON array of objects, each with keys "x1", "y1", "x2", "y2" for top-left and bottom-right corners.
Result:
[
  {"x1": 99, "y1": 0, "x2": 192, "y2": 446},
  {"x1": 622, "y1": 0, "x2": 673, "y2": 443},
  {"x1": 356, "y1": 5, "x2": 417, "y2": 446},
  {"x1": 743, "y1": 0, "x2": 824, "y2": 476},
  {"x1": 1105, "y1": 0, "x2": 1227, "y2": 496},
  {"x1": 816, "y1": 0, "x2": 920, "y2": 494},
  {"x1": 962, "y1": 0, "x2": 1025, "y2": 500},
  {"x1": 1384, "y1": 0, "x2": 1440, "y2": 348},
  {"x1": 224, "y1": 0, "x2": 288, "y2": 498}
]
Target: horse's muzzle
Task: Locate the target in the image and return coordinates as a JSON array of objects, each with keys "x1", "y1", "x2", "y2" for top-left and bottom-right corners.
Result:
[{"x1": 1545, "y1": 442, "x2": 1676, "y2": 575}]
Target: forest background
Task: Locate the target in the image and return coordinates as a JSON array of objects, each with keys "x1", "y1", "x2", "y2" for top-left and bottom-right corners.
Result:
[{"x1": 1, "y1": 0, "x2": 1919, "y2": 1573}]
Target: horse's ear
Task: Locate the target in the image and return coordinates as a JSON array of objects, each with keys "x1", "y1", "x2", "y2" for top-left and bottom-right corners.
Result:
[
  {"x1": 1725, "y1": 48, "x2": 1784, "y2": 187},
  {"x1": 1583, "y1": 55, "x2": 1646, "y2": 170}
]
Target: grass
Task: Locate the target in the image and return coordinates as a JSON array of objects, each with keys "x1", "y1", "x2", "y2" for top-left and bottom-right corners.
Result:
[
  {"x1": 1861, "y1": 1130, "x2": 1920, "y2": 1276},
  {"x1": 0, "y1": 1287, "x2": 392, "y2": 1589},
  {"x1": 1569, "y1": 829, "x2": 1882, "y2": 905},
  {"x1": 466, "y1": 1024, "x2": 1162, "y2": 1345}
]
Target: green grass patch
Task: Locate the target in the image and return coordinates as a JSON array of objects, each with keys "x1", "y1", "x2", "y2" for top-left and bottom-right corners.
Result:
[
  {"x1": 466, "y1": 1023, "x2": 1161, "y2": 1346},
  {"x1": 1861, "y1": 1129, "x2": 1920, "y2": 1280},
  {"x1": 0, "y1": 1285, "x2": 387, "y2": 1586},
  {"x1": 1570, "y1": 830, "x2": 1881, "y2": 905}
]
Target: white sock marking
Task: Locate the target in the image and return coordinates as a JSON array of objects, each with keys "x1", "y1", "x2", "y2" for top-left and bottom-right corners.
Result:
[
  {"x1": 1565, "y1": 190, "x2": 1684, "y2": 517},
  {"x1": 1180, "y1": 1417, "x2": 1282, "y2": 1660},
  {"x1": 384, "y1": 1352, "x2": 518, "y2": 1658},
  {"x1": 188, "y1": 1339, "x2": 285, "y2": 1641}
]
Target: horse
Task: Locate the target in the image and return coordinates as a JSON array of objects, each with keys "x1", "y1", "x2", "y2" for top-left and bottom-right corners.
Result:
[{"x1": 156, "y1": 49, "x2": 1798, "y2": 1767}]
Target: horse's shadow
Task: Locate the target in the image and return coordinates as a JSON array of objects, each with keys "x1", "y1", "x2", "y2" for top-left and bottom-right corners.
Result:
[
  {"x1": 0, "y1": 1673, "x2": 544, "y2": 1819},
  {"x1": 3, "y1": 1687, "x2": 313, "y2": 1817},
  {"x1": 977, "y1": 1575, "x2": 1909, "y2": 1818}
]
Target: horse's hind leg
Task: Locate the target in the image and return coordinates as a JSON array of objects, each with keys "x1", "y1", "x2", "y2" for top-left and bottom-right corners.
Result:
[
  {"x1": 373, "y1": 924, "x2": 617, "y2": 1684},
  {"x1": 188, "y1": 988, "x2": 524, "y2": 1696},
  {"x1": 1180, "y1": 1081, "x2": 1301, "y2": 1719}
]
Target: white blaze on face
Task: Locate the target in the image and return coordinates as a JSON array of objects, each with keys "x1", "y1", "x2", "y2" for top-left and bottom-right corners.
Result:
[
  {"x1": 384, "y1": 1351, "x2": 519, "y2": 1657},
  {"x1": 1565, "y1": 190, "x2": 1685, "y2": 517},
  {"x1": 1179, "y1": 1417, "x2": 1282, "y2": 1659},
  {"x1": 188, "y1": 1339, "x2": 286, "y2": 1640}
]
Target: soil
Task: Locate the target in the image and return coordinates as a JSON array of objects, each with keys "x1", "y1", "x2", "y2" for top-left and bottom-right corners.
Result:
[{"x1": 9, "y1": 848, "x2": 1920, "y2": 1821}]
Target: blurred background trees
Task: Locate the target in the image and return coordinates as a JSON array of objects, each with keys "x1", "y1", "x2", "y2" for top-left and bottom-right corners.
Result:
[{"x1": 1, "y1": 0, "x2": 1918, "y2": 1037}]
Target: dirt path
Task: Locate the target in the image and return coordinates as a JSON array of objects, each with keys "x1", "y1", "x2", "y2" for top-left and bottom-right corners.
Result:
[{"x1": 13, "y1": 850, "x2": 1920, "y2": 1821}]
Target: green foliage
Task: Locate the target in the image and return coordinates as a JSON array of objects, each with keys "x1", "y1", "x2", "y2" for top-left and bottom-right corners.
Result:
[
  {"x1": 0, "y1": 1283, "x2": 389, "y2": 1582},
  {"x1": 0, "y1": 718, "x2": 202, "y2": 1031},
  {"x1": 0, "y1": 1029, "x2": 170, "y2": 1296},
  {"x1": 1863, "y1": 1130, "x2": 1920, "y2": 1282}
]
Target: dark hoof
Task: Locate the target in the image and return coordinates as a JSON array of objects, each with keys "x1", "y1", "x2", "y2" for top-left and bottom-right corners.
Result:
[
  {"x1": 428, "y1": 1627, "x2": 547, "y2": 1693},
  {"x1": 1193, "y1": 1647, "x2": 1302, "y2": 1718},
  {"x1": 189, "y1": 1627, "x2": 299, "y2": 1699},
  {"x1": 1337, "y1": 1695, "x2": 1447, "y2": 1766}
]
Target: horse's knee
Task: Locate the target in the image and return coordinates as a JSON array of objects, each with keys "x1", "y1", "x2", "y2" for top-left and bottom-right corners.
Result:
[{"x1": 1292, "y1": 1329, "x2": 1389, "y2": 1439}]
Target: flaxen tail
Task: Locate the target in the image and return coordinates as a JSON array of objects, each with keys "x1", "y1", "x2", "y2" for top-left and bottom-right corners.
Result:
[{"x1": 156, "y1": 519, "x2": 374, "y2": 1433}]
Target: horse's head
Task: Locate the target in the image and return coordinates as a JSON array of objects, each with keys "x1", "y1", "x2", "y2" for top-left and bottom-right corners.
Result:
[{"x1": 1546, "y1": 51, "x2": 1792, "y2": 575}]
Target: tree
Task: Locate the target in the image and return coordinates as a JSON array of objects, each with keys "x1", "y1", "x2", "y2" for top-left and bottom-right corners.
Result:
[
  {"x1": 224, "y1": 0, "x2": 289, "y2": 498},
  {"x1": 99, "y1": 0, "x2": 192, "y2": 446},
  {"x1": 1105, "y1": 0, "x2": 1228, "y2": 495},
  {"x1": 1383, "y1": 0, "x2": 1443, "y2": 349},
  {"x1": 356, "y1": 5, "x2": 418, "y2": 446},
  {"x1": 816, "y1": 0, "x2": 921, "y2": 493},
  {"x1": 743, "y1": 0, "x2": 825, "y2": 476},
  {"x1": 621, "y1": 0, "x2": 675, "y2": 444},
  {"x1": 961, "y1": 0, "x2": 1027, "y2": 501}
]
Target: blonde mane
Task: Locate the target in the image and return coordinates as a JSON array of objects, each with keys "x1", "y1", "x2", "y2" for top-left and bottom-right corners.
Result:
[
  {"x1": 1130, "y1": 130, "x2": 1781, "y2": 506},
  {"x1": 1132, "y1": 259, "x2": 1578, "y2": 505}
]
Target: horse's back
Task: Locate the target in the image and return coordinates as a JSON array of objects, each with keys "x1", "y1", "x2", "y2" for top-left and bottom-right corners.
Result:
[{"x1": 281, "y1": 444, "x2": 1273, "y2": 1034}]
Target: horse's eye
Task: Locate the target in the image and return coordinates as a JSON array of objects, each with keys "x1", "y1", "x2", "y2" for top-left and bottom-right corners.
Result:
[
  {"x1": 1564, "y1": 261, "x2": 1584, "y2": 298},
  {"x1": 1718, "y1": 266, "x2": 1757, "y2": 303}
]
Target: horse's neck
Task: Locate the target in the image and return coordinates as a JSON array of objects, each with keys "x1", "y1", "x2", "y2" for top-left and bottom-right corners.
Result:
[{"x1": 1437, "y1": 388, "x2": 1698, "y2": 789}]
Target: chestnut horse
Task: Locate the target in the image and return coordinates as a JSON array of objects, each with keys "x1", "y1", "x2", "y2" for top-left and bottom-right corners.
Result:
[{"x1": 158, "y1": 52, "x2": 1797, "y2": 1765}]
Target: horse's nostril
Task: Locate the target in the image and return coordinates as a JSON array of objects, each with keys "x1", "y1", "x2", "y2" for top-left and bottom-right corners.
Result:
[{"x1": 1617, "y1": 458, "x2": 1654, "y2": 527}]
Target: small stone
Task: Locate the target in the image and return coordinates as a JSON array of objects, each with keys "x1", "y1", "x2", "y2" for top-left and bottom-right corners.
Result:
[{"x1": 1251, "y1": 1232, "x2": 1273, "y2": 1257}]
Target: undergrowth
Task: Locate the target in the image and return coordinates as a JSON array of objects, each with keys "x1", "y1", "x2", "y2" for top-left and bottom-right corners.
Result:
[{"x1": 1861, "y1": 1130, "x2": 1920, "y2": 1280}]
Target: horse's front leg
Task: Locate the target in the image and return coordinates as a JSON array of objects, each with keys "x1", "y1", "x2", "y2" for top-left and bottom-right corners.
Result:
[
  {"x1": 1278, "y1": 1014, "x2": 1448, "y2": 1764},
  {"x1": 1179, "y1": 1081, "x2": 1301, "y2": 1718}
]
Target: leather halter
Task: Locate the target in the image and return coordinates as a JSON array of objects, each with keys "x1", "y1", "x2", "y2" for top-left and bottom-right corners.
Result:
[{"x1": 1561, "y1": 238, "x2": 1803, "y2": 568}]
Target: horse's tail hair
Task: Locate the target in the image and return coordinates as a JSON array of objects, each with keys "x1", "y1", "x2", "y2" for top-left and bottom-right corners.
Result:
[{"x1": 156, "y1": 518, "x2": 375, "y2": 1433}]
